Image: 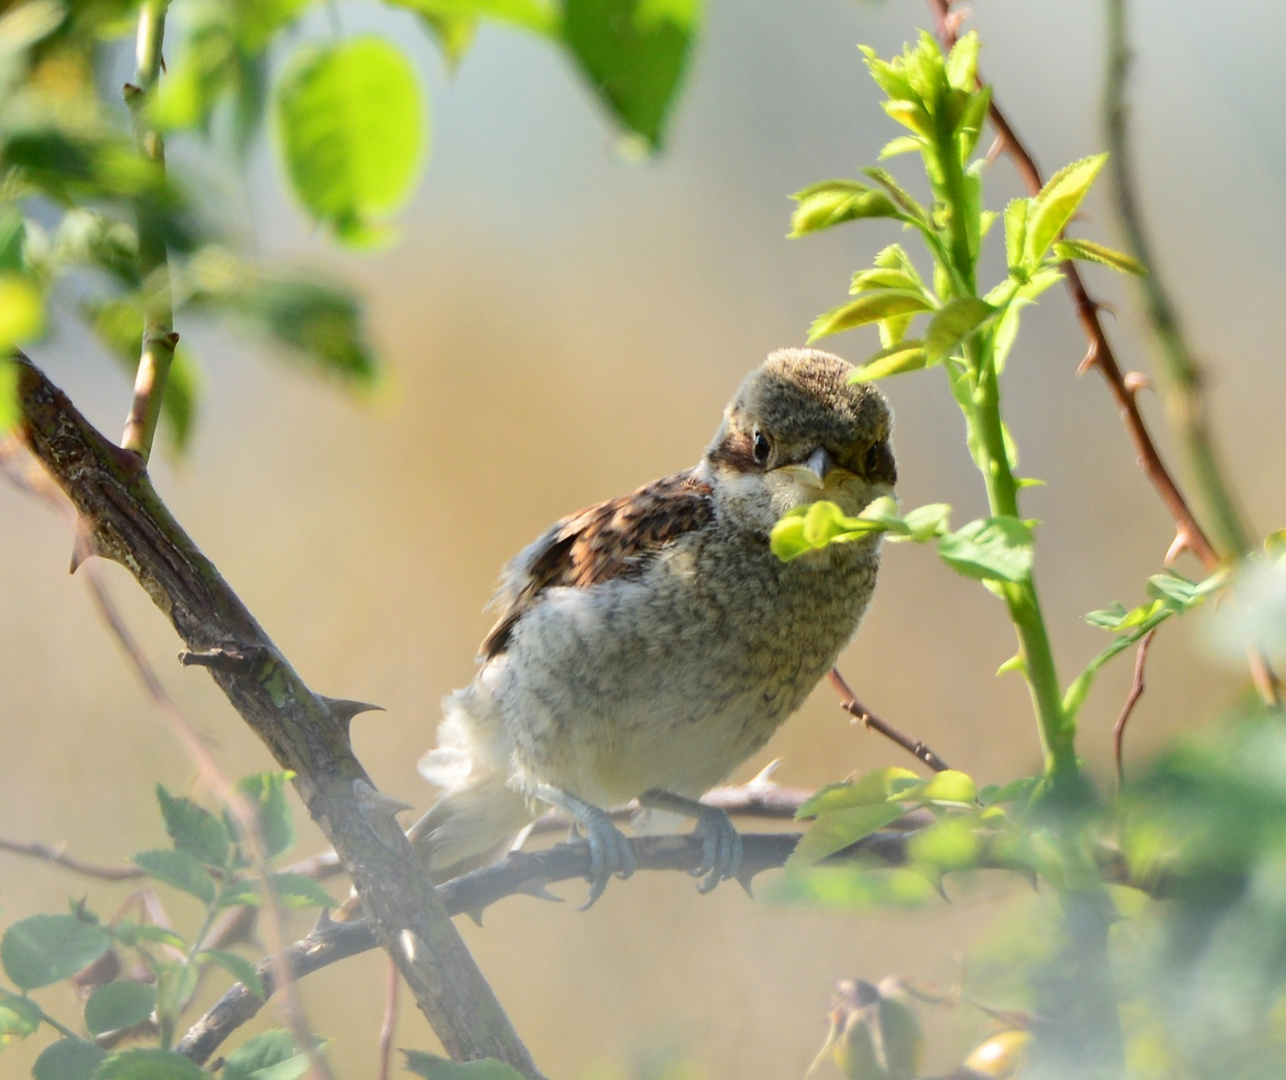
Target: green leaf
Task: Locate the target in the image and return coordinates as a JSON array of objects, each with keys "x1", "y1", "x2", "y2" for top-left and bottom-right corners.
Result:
[
  {"x1": 0, "y1": 273, "x2": 43, "y2": 351},
  {"x1": 127, "y1": 925, "x2": 187, "y2": 951},
  {"x1": 199, "y1": 949, "x2": 265, "y2": 999},
  {"x1": 1, "y1": 914, "x2": 112, "y2": 991},
  {"x1": 232, "y1": 772, "x2": 295, "y2": 859},
  {"x1": 156, "y1": 785, "x2": 230, "y2": 867},
  {"x1": 1051, "y1": 238, "x2": 1145, "y2": 275},
  {"x1": 94, "y1": 1047, "x2": 208, "y2": 1079},
  {"x1": 807, "y1": 290, "x2": 934, "y2": 343},
  {"x1": 990, "y1": 267, "x2": 1061, "y2": 374},
  {"x1": 0, "y1": 356, "x2": 18, "y2": 438},
  {"x1": 1003, "y1": 198, "x2": 1029, "y2": 272},
  {"x1": 937, "y1": 516, "x2": 1034, "y2": 584},
  {"x1": 898, "y1": 502, "x2": 952, "y2": 542},
  {"x1": 220, "y1": 873, "x2": 334, "y2": 910},
  {"x1": 562, "y1": 0, "x2": 702, "y2": 153},
  {"x1": 859, "y1": 167, "x2": 927, "y2": 222},
  {"x1": 769, "y1": 500, "x2": 886, "y2": 562},
  {"x1": 945, "y1": 30, "x2": 979, "y2": 91},
  {"x1": 908, "y1": 817, "x2": 980, "y2": 871},
  {"x1": 786, "y1": 803, "x2": 907, "y2": 869},
  {"x1": 1023, "y1": 153, "x2": 1107, "y2": 266},
  {"x1": 922, "y1": 296, "x2": 994, "y2": 363},
  {"x1": 789, "y1": 180, "x2": 900, "y2": 236},
  {"x1": 850, "y1": 340, "x2": 928, "y2": 382},
  {"x1": 0, "y1": 988, "x2": 41, "y2": 1041},
  {"x1": 402, "y1": 1051, "x2": 528, "y2": 1080},
  {"x1": 878, "y1": 135, "x2": 922, "y2": 159},
  {"x1": 850, "y1": 268, "x2": 922, "y2": 295},
  {"x1": 275, "y1": 37, "x2": 428, "y2": 245},
  {"x1": 224, "y1": 1028, "x2": 313, "y2": 1080},
  {"x1": 85, "y1": 980, "x2": 156, "y2": 1036},
  {"x1": 955, "y1": 84, "x2": 991, "y2": 159},
  {"x1": 915, "y1": 769, "x2": 977, "y2": 806},
  {"x1": 32, "y1": 1038, "x2": 106, "y2": 1080},
  {"x1": 796, "y1": 767, "x2": 922, "y2": 818},
  {"x1": 132, "y1": 849, "x2": 216, "y2": 904},
  {"x1": 1265, "y1": 529, "x2": 1286, "y2": 563}
]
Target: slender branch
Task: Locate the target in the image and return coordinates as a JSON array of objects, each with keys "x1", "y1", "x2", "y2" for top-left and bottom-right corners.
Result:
[
  {"x1": 0, "y1": 837, "x2": 146, "y2": 881},
  {"x1": 175, "y1": 827, "x2": 923, "y2": 1065},
  {"x1": 924, "y1": 0, "x2": 1217, "y2": 569},
  {"x1": 827, "y1": 668, "x2": 952, "y2": 772},
  {"x1": 1113, "y1": 628, "x2": 1155, "y2": 788},
  {"x1": 120, "y1": 0, "x2": 176, "y2": 461},
  {"x1": 12, "y1": 353, "x2": 540, "y2": 1077},
  {"x1": 1102, "y1": 0, "x2": 1280, "y2": 708}
]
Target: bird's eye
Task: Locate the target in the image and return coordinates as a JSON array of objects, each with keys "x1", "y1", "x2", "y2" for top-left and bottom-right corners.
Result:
[
  {"x1": 752, "y1": 430, "x2": 771, "y2": 466},
  {"x1": 864, "y1": 440, "x2": 886, "y2": 475}
]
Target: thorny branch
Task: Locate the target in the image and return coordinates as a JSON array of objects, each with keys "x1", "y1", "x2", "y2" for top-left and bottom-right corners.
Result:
[
  {"x1": 175, "y1": 826, "x2": 927, "y2": 1066},
  {"x1": 11, "y1": 353, "x2": 541, "y2": 1077}
]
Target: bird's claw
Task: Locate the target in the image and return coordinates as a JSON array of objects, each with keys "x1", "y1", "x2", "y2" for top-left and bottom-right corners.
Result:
[
  {"x1": 689, "y1": 805, "x2": 742, "y2": 894},
  {"x1": 576, "y1": 804, "x2": 635, "y2": 910}
]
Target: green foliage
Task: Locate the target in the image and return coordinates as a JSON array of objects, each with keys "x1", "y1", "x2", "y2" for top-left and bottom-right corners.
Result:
[
  {"x1": 32, "y1": 1038, "x2": 106, "y2": 1080},
  {"x1": 770, "y1": 496, "x2": 949, "y2": 563},
  {"x1": 84, "y1": 981, "x2": 157, "y2": 1037},
  {"x1": 222, "y1": 1029, "x2": 315, "y2": 1080},
  {"x1": 402, "y1": 1050, "x2": 537, "y2": 1080},
  {"x1": 1, "y1": 914, "x2": 112, "y2": 992},
  {"x1": 275, "y1": 37, "x2": 428, "y2": 246},
  {"x1": 562, "y1": 0, "x2": 703, "y2": 153}
]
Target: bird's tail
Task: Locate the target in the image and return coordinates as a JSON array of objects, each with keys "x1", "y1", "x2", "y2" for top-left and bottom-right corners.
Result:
[{"x1": 408, "y1": 687, "x2": 534, "y2": 882}]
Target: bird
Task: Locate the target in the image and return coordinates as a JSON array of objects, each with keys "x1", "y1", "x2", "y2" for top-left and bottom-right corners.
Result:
[{"x1": 409, "y1": 347, "x2": 896, "y2": 906}]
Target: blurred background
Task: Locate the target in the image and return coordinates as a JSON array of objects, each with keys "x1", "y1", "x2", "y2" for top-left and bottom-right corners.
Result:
[{"x1": 3, "y1": 0, "x2": 1285, "y2": 1075}]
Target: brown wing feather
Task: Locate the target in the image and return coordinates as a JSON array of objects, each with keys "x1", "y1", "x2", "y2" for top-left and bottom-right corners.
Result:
[{"x1": 479, "y1": 470, "x2": 714, "y2": 658}]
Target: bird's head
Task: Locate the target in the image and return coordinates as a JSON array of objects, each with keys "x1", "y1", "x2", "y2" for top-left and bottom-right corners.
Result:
[{"x1": 704, "y1": 348, "x2": 895, "y2": 537}]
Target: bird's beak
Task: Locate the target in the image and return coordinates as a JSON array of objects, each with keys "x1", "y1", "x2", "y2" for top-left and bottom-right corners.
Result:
[{"x1": 802, "y1": 447, "x2": 836, "y2": 486}]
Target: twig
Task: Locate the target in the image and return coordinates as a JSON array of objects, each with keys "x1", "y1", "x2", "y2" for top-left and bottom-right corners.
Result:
[
  {"x1": 377, "y1": 957, "x2": 399, "y2": 1080},
  {"x1": 924, "y1": 0, "x2": 1217, "y2": 572},
  {"x1": 1102, "y1": 0, "x2": 1280, "y2": 707},
  {"x1": 1113, "y1": 628, "x2": 1155, "y2": 788},
  {"x1": 827, "y1": 668, "x2": 951, "y2": 772},
  {"x1": 13, "y1": 353, "x2": 540, "y2": 1076},
  {"x1": 120, "y1": 0, "x2": 177, "y2": 462},
  {"x1": 175, "y1": 826, "x2": 924, "y2": 1065},
  {"x1": 0, "y1": 838, "x2": 146, "y2": 881}
]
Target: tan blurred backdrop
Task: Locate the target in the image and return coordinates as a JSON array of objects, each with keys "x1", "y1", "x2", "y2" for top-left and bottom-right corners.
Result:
[{"x1": 3, "y1": 0, "x2": 1285, "y2": 1076}]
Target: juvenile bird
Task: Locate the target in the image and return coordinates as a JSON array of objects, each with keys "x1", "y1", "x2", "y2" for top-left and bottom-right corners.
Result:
[{"x1": 410, "y1": 348, "x2": 896, "y2": 905}]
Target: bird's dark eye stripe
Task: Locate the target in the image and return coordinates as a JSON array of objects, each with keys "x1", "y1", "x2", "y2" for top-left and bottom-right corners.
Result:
[{"x1": 752, "y1": 431, "x2": 771, "y2": 465}]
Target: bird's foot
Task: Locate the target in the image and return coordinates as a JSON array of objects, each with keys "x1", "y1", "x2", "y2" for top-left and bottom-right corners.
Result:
[
  {"x1": 640, "y1": 790, "x2": 742, "y2": 894},
  {"x1": 535, "y1": 784, "x2": 635, "y2": 909}
]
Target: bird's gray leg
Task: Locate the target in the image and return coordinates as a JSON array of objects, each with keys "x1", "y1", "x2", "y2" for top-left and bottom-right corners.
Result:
[
  {"x1": 639, "y1": 789, "x2": 742, "y2": 894},
  {"x1": 534, "y1": 784, "x2": 635, "y2": 909}
]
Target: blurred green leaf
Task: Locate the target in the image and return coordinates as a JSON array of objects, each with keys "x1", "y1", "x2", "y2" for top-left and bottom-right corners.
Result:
[
  {"x1": 878, "y1": 135, "x2": 921, "y2": 159},
  {"x1": 908, "y1": 817, "x2": 980, "y2": 872},
  {"x1": 796, "y1": 768, "x2": 922, "y2": 819},
  {"x1": 923, "y1": 295, "x2": 994, "y2": 364},
  {"x1": 1, "y1": 914, "x2": 112, "y2": 991},
  {"x1": 786, "y1": 803, "x2": 906, "y2": 869},
  {"x1": 989, "y1": 267, "x2": 1060, "y2": 374},
  {"x1": 0, "y1": 356, "x2": 18, "y2": 437},
  {"x1": 1023, "y1": 154, "x2": 1106, "y2": 266},
  {"x1": 402, "y1": 1051, "x2": 528, "y2": 1080},
  {"x1": 1003, "y1": 198, "x2": 1029, "y2": 272},
  {"x1": 766, "y1": 866, "x2": 937, "y2": 910},
  {"x1": 859, "y1": 166, "x2": 928, "y2": 223},
  {"x1": 938, "y1": 516, "x2": 1034, "y2": 584},
  {"x1": 232, "y1": 772, "x2": 295, "y2": 860},
  {"x1": 133, "y1": 849, "x2": 216, "y2": 904},
  {"x1": 562, "y1": 0, "x2": 702, "y2": 152},
  {"x1": 94, "y1": 1047, "x2": 208, "y2": 1079},
  {"x1": 198, "y1": 949, "x2": 264, "y2": 999},
  {"x1": 220, "y1": 873, "x2": 333, "y2": 910},
  {"x1": 156, "y1": 785, "x2": 230, "y2": 867},
  {"x1": 32, "y1": 1038, "x2": 106, "y2": 1080},
  {"x1": 223, "y1": 1028, "x2": 313, "y2": 1080},
  {"x1": 0, "y1": 272, "x2": 43, "y2": 351},
  {"x1": 0, "y1": 987, "x2": 41, "y2": 1042},
  {"x1": 808, "y1": 290, "x2": 934, "y2": 343},
  {"x1": 275, "y1": 36, "x2": 428, "y2": 244},
  {"x1": 1051, "y1": 238, "x2": 1145, "y2": 276},
  {"x1": 916, "y1": 769, "x2": 977, "y2": 806},
  {"x1": 84, "y1": 980, "x2": 156, "y2": 1036},
  {"x1": 790, "y1": 179, "x2": 900, "y2": 236}
]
